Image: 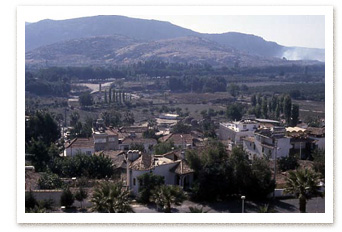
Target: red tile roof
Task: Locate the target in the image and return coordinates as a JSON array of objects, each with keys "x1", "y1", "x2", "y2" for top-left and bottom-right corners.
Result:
[{"x1": 65, "y1": 137, "x2": 94, "y2": 149}]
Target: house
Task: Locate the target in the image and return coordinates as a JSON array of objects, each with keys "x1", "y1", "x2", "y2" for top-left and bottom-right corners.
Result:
[
  {"x1": 306, "y1": 127, "x2": 325, "y2": 150},
  {"x1": 242, "y1": 127, "x2": 292, "y2": 160},
  {"x1": 160, "y1": 133, "x2": 194, "y2": 149},
  {"x1": 119, "y1": 137, "x2": 157, "y2": 153},
  {"x1": 92, "y1": 119, "x2": 119, "y2": 151},
  {"x1": 93, "y1": 127, "x2": 119, "y2": 151},
  {"x1": 218, "y1": 117, "x2": 259, "y2": 145},
  {"x1": 126, "y1": 150, "x2": 194, "y2": 195},
  {"x1": 64, "y1": 137, "x2": 94, "y2": 157}
]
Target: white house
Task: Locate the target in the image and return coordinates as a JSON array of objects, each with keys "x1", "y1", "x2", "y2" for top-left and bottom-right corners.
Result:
[
  {"x1": 243, "y1": 127, "x2": 292, "y2": 160},
  {"x1": 218, "y1": 118, "x2": 259, "y2": 145},
  {"x1": 126, "y1": 150, "x2": 194, "y2": 195},
  {"x1": 63, "y1": 138, "x2": 94, "y2": 157}
]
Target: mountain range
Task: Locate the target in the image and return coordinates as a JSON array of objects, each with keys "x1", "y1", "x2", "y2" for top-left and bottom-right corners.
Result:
[{"x1": 25, "y1": 15, "x2": 324, "y2": 68}]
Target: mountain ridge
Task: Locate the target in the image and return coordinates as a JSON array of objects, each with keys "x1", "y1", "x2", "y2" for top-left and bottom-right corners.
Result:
[{"x1": 25, "y1": 15, "x2": 325, "y2": 65}]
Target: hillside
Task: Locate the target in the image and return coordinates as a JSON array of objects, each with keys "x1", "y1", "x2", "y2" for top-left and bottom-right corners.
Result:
[
  {"x1": 25, "y1": 15, "x2": 325, "y2": 65},
  {"x1": 26, "y1": 35, "x2": 322, "y2": 68}
]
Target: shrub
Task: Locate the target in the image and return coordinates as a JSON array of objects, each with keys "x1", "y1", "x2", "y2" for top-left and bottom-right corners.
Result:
[
  {"x1": 38, "y1": 171, "x2": 64, "y2": 189},
  {"x1": 60, "y1": 188, "x2": 74, "y2": 208},
  {"x1": 278, "y1": 155, "x2": 299, "y2": 172}
]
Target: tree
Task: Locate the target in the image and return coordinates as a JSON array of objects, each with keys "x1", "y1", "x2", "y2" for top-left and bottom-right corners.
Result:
[
  {"x1": 226, "y1": 103, "x2": 243, "y2": 121},
  {"x1": 283, "y1": 95, "x2": 292, "y2": 125},
  {"x1": 70, "y1": 111, "x2": 80, "y2": 127},
  {"x1": 154, "y1": 141, "x2": 175, "y2": 155},
  {"x1": 104, "y1": 89, "x2": 108, "y2": 103},
  {"x1": 75, "y1": 187, "x2": 88, "y2": 209},
  {"x1": 137, "y1": 173, "x2": 165, "y2": 204},
  {"x1": 79, "y1": 91, "x2": 93, "y2": 107},
  {"x1": 25, "y1": 111, "x2": 60, "y2": 146},
  {"x1": 291, "y1": 104, "x2": 299, "y2": 126},
  {"x1": 228, "y1": 83, "x2": 240, "y2": 97},
  {"x1": 25, "y1": 191, "x2": 38, "y2": 210},
  {"x1": 150, "y1": 185, "x2": 186, "y2": 213},
  {"x1": 38, "y1": 171, "x2": 64, "y2": 189},
  {"x1": 261, "y1": 96, "x2": 268, "y2": 118},
  {"x1": 284, "y1": 168, "x2": 322, "y2": 213},
  {"x1": 60, "y1": 188, "x2": 75, "y2": 208},
  {"x1": 278, "y1": 154, "x2": 299, "y2": 172},
  {"x1": 312, "y1": 149, "x2": 325, "y2": 178},
  {"x1": 90, "y1": 182, "x2": 133, "y2": 213},
  {"x1": 171, "y1": 121, "x2": 191, "y2": 134},
  {"x1": 251, "y1": 95, "x2": 257, "y2": 106}
]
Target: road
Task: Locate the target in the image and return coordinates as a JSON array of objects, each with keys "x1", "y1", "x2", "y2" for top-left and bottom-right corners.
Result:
[{"x1": 131, "y1": 197, "x2": 325, "y2": 213}]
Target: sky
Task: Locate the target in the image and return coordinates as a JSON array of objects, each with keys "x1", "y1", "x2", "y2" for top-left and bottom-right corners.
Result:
[{"x1": 23, "y1": 8, "x2": 325, "y2": 49}]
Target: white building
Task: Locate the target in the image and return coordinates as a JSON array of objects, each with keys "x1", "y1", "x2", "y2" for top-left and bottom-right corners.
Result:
[
  {"x1": 126, "y1": 150, "x2": 194, "y2": 195},
  {"x1": 243, "y1": 127, "x2": 292, "y2": 160},
  {"x1": 218, "y1": 118, "x2": 259, "y2": 145},
  {"x1": 63, "y1": 138, "x2": 94, "y2": 157}
]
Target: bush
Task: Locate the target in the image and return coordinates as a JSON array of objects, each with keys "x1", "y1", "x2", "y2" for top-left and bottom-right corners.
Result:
[
  {"x1": 25, "y1": 191, "x2": 38, "y2": 210},
  {"x1": 60, "y1": 188, "x2": 74, "y2": 208},
  {"x1": 137, "y1": 173, "x2": 164, "y2": 204},
  {"x1": 38, "y1": 171, "x2": 64, "y2": 190},
  {"x1": 278, "y1": 155, "x2": 299, "y2": 172}
]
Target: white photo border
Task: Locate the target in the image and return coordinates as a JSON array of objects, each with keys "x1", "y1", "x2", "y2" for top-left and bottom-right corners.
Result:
[{"x1": 17, "y1": 5, "x2": 334, "y2": 224}]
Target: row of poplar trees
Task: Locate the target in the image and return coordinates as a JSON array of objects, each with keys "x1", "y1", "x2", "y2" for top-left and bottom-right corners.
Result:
[
  {"x1": 250, "y1": 94, "x2": 299, "y2": 126},
  {"x1": 103, "y1": 88, "x2": 131, "y2": 104}
]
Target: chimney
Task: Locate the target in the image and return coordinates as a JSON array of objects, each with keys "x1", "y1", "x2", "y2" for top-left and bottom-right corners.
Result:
[{"x1": 180, "y1": 151, "x2": 185, "y2": 160}]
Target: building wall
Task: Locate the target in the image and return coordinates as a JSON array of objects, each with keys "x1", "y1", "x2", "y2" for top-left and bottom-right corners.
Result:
[
  {"x1": 94, "y1": 134, "x2": 118, "y2": 151},
  {"x1": 243, "y1": 136, "x2": 291, "y2": 160},
  {"x1": 309, "y1": 137, "x2": 325, "y2": 150},
  {"x1": 64, "y1": 147, "x2": 94, "y2": 157},
  {"x1": 129, "y1": 162, "x2": 180, "y2": 195},
  {"x1": 27, "y1": 190, "x2": 63, "y2": 206}
]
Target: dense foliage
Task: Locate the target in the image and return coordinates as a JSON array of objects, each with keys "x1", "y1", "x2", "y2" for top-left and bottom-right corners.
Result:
[
  {"x1": 60, "y1": 188, "x2": 75, "y2": 208},
  {"x1": 150, "y1": 185, "x2": 186, "y2": 213},
  {"x1": 38, "y1": 171, "x2": 64, "y2": 190},
  {"x1": 186, "y1": 143, "x2": 275, "y2": 201},
  {"x1": 50, "y1": 153, "x2": 114, "y2": 179},
  {"x1": 137, "y1": 173, "x2": 165, "y2": 204},
  {"x1": 90, "y1": 181, "x2": 133, "y2": 213},
  {"x1": 278, "y1": 154, "x2": 300, "y2": 172},
  {"x1": 154, "y1": 141, "x2": 175, "y2": 155}
]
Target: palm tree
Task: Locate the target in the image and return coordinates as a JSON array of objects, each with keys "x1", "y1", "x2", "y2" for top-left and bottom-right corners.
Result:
[
  {"x1": 75, "y1": 187, "x2": 88, "y2": 209},
  {"x1": 258, "y1": 204, "x2": 276, "y2": 213},
  {"x1": 188, "y1": 206, "x2": 210, "y2": 213},
  {"x1": 90, "y1": 181, "x2": 134, "y2": 213},
  {"x1": 150, "y1": 185, "x2": 186, "y2": 213},
  {"x1": 284, "y1": 168, "x2": 322, "y2": 213}
]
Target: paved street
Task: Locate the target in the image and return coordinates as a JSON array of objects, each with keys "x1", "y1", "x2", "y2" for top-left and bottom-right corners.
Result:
[{"x1": 131, "y1": 197, "x2": 325, "y2": 213}]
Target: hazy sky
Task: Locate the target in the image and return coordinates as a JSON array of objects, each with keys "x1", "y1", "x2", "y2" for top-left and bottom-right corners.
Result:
[{"x1": 24, "y1": 11, "x2": 325, "y2": 49}]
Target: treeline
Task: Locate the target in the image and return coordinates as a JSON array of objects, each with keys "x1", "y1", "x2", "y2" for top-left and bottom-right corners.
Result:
[
  {"x1": 168, "y1": 76, "x2": 227, "y2": 93},
  {"x1": 248, "y1": 83, "x2": 325, "y2": 102},
  {"x1": 26, "y1": 61, "x2": 324, "y2": 83},
  {"x1": 249, "y1": 94, "x2": 299, "y2": 126},
  {"x1": 186, "y1": 141, "x2": 275, "y2": 201},
  {"x1": 25, "y1": 72, "x2": 71, "y2": 96}
]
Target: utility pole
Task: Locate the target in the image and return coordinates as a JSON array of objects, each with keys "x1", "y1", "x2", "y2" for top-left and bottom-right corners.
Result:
[{"x1": 273, "y1": 139, "x2": 278, "y2": 199}]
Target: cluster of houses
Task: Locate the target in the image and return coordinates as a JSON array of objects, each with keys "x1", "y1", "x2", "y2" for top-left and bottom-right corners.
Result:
[
  {"x1": 63, "y1": 115, "x2": 197, "y2": 195},
  {"x1": 61, "y1": 112, "x2": 324, "y2": 194},
  {"x1": 218, "y1": 115, "x2": 325, "y2": 160}
]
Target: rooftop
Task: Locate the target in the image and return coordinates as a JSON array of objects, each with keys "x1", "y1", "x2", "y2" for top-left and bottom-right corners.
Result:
[{"x1": 65, "y1": 137, "x2": 94, "y2": 149}]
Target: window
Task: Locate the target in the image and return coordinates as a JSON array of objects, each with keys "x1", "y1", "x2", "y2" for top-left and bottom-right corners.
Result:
[
  {"x1": 253, "y1": 144, "x2": 256, "y2": 150},
  {"x1": 133, "y1": 178, "x2": 136, "y2": 186},
  {"x1": 86, "y1": 151, "x2": 92, "y2": 155}
]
